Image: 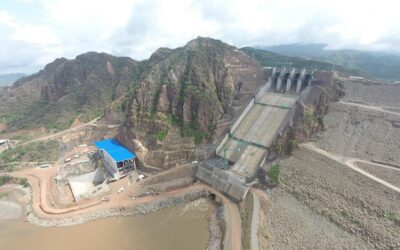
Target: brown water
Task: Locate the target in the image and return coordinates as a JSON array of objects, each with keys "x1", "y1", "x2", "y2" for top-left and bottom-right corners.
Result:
[{"x1": 0, "y1": 199, "x2": 214, "y2": 250}]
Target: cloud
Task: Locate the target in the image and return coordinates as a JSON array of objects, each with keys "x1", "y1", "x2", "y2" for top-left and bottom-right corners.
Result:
[{"x1": 0, "y1": 0, "x2": 399, "y2": 74}]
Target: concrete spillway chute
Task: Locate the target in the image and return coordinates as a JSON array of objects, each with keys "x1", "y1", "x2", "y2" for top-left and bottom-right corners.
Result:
[
  {"x1": 286, "y1": 68, "x2": 297, "y2": 92},
  {"x1": 296, "y1": 68, "x2": 307, "y2": 93},
  {"x1": 271, "y1": 68, "x2": 281, "y2": 90},
  {"x1": 276, "y1": 68, "x2": 287, "y2": 91}
]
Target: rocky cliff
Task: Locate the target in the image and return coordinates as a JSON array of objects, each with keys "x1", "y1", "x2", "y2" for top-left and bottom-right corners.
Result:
[{"x1": 121, "y1": 37, "x2": 265, "y2": 146}]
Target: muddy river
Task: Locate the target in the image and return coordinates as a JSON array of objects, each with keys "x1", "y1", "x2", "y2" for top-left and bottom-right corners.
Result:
[{"x1": 0, "y1": 199, "x2": 214, "y2": 250}]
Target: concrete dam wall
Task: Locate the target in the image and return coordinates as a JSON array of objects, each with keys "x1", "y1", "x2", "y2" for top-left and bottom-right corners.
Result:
[{"x1": 196, "y1": 67, "x2": 313, "y2": 202}]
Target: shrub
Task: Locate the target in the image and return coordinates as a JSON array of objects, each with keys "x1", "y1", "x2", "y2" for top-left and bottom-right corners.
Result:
[
  {"x1": 267, "y1": 163, "x2": 280, "y2": 186},
  {"x1": 156, "y1": 129, "x2": 169, "y2": 141},
  {"x1": 0, "y1": 175, "x2": 12, "y2": 186},
  {"x1": 17, "y1": 178, "x2": 29, "y2": 188}
]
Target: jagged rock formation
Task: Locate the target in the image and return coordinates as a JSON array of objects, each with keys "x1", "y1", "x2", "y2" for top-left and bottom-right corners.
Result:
[
  {"x1": 118, "y1": 38, "x2": 265, "y2": 169},
  {"x1": 121, "y1": 37, "x2": 265, "y2": 148}
]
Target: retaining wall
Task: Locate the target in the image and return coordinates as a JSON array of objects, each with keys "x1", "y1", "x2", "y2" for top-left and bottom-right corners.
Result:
[
  {"x1": 196, "y1": 166, "x2": 250, "y2": 203},
  {"x1": 140, "y1": 165, "x2": 195, "y2": 187},
  {"x1": 230, "y1": 98, "x2": 255, "y2": 133}
]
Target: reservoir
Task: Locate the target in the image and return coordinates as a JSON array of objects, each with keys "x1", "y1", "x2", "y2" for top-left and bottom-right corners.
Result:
[{"x1": 0, "y1": 199, "x2": 214, "y2": 250}]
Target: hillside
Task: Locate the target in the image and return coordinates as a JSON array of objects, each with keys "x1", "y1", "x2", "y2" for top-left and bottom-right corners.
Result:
[
  {"x1": 262, "y1": 43, "x2": 400, "y2": 80},
  {"x1": 0, "y1": 38, "x2": 264, "y2": 144},
  {"x1": 119, "y1": 37, "x2": 265, "y2": 149},
  {"x1": 0, "y1": 53, "x2": 138, "y2": 130},
  {"x1": 240, "y1": 47, "x2": 360, "y2": 75}
]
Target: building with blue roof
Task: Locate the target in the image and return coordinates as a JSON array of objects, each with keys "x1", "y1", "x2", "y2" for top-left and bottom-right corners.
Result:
[{"x1": 94, "y1": 138, "x2": 136, "y2": 180}]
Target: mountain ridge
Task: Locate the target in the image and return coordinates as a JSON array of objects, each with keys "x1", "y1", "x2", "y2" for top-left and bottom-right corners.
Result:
[
  {"x1": 0, "y1": 37, "x2": 265, "y2": 144},
  {"x1": 260, "y1": 43, "x2": 400, "y2": 80}
]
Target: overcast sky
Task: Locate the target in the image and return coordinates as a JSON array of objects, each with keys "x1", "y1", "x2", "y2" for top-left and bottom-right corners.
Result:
[{"x1": 1, "y1": 0, "x2": 399, "y2": 74}]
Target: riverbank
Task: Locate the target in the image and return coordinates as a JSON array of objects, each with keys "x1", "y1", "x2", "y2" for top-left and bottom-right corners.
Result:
[{"x1": 23, "y1": 186, "x2": 210, "y2": 227}]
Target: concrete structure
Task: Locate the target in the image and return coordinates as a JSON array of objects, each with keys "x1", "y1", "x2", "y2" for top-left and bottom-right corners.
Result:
[
  {"x1": 196, "y1": 68, "x2": 315, "y2": 202},
  {"x1": 286, "y1": 68, "x2": 297, "y2": 92},
  {"x1": 271, "y1": 67, "x2": 314, "y2": 93},
  {"x1": 276, "y1": 68, "x2": 287, "y2": 91},
  {"x1": 196, "y1": 166, "x2": 251, "y2": 202},
  {"x1": 217, "y1": 92, "x2": 298, "y2": 180},
  {"x1": 94, "y1": 138, "x2": 137, "y2": 180},
  {"x1": 197, "y1": 76, "x2": 302, "y2": 202},
  {"x1": 296, "y1": 69, "x2": 314, "y2": 93},
  {"x1": 68, "y1": 168, "x2": 108, "y2": 202}
]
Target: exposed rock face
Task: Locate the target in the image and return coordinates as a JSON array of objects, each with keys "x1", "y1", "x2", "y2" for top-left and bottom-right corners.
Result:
[
  {"x1": 0, "y1": 52, "x2": 137, "y2": 130},
  {"x1": 123, "y1": 37, "x2": 265, "y2": 147}
]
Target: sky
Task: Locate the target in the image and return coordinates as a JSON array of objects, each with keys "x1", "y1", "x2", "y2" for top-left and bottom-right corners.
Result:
[{"x1": 0, "y1": 0, "x2": 399, "y2": 74}]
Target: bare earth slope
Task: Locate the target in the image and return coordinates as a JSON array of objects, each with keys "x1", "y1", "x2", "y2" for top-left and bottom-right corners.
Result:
[
  {"x1": 316, "y1": 103, "x2": 400, "y2": 166},
  {"x1": 275, "y1": 148, "x2": 400, "y2": 249},
  {"x1": 341, "y1": 79, "x2": 400, "y2": 106},
  {"x1": 269, "y1": 188, "x2": 367, "y2": 249},
  {"x1": 269, "y1": 78, "x2": 400, "y2": 249}
]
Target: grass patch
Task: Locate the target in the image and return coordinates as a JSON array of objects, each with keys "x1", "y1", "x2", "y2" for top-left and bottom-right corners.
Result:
[
  {"x1": 156, "y1": 128, "x2": 169, "y2": 141},
  {"x1": 16, "y1": 178, "x2": 29, "y2": 188},
  {"x1": 0, "y1": 192, "x2": 8, "y2": 199},
  {"x1": 0, "y1": 175, "x2": 29, "y2": 188},
  {"x1": 0, "y1": 140, "x2": 59, "y2": 171},
  {"x1": 10, "y1": 134, "x2": 34, "y2": 142},
  {"x1": 182, "y1": 126, "x2": 209, "y2": 144},
  {"x1": 267, "y1": 163, "x2": 280, "y2": 186}
]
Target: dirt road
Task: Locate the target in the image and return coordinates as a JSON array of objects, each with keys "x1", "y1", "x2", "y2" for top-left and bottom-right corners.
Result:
[
  {"x1": 18, "y1": 117, "x2": 102, "y2": 146},
  {"x1": 339, "y1": 100, "x2": 400, "y2": 116},
  {"x1": 17, "y1": 117, "x2": 121, "y2": 147},
  {"x1": 301, "y1": 143, "x2": 400, "y2": 193}
]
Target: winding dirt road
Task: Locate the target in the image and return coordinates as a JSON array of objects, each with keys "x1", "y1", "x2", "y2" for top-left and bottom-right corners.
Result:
[{"x1": 301, "y1": 143, "x2": 400, "y2": 193}]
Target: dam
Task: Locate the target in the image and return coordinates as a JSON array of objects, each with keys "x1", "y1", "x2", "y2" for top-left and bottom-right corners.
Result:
[{"x1": 196, "y1": 67, "x2": 314, "y2": 202}]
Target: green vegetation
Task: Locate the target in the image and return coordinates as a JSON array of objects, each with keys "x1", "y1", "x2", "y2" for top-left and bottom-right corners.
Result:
[
  {"x1": 0, "y1": 175, "x2": 29, "y2": 188},
  {"x1": 9, "y1": 134, "x2": 34, "y2": 142},
  {"x1": 267, "y1": 163, "x2": 280, "y2": 186},
  {"x1": 263, "y1": 43, "x2": 400, "y2": 80},
  {"x1": 182, "y1": 126, "x2": 209, "y2": 145},
  {"x1": 156, "y1": 128, "x2": 169, "y2": 141},
  {"x1": 0, "y1": 175, "x2": 12, "y2": 186},
  {"x1": 16, "y1": 178, "x2": 29, "y2": 188},
  {"x1": 240, "y1": 47, "x2": 359, "y2": 74},
  {"x1": 0, "y1": 140, "x2": 59, "y2": 170}
]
